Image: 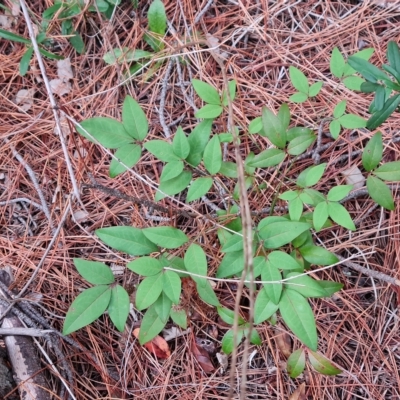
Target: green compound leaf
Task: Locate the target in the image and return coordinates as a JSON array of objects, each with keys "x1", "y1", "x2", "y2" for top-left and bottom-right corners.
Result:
[
  {"x1": 296, "y1": 163, "x2": 327, "y2": 188},
  {"x1": 110, "y1": 144, "x2": 141, "y2": 178},
  {"x1": 248, "y1": 116, "x2": 263, "y2": 134},
  {"x1": 347, "y1": 56, "x2": 389, "y2": 83},
  {"x1": 186, "y1": 177, "x2": 213, "y2": 202},
  {"x1": 0, "y1": 28, "x2": 31, "y2": 44},
  {"x1": 342, "y1": 76, "x2": 365, "y2": 91},
  {"x1": 343, "y1": 48, "x2": 374, "y2": 76},
  {"x1": 184, "y1": 244, "x2": 208, "y2": 287},
  {"x1": 216, "y1": 251, "x2": 244, "y2": 278},
  {"x1": 373, "y1": 161, "x2": 400, "y2": 181},
  {"x1": 221, "y1": 233, "x2": 244, "y2": 253},
  {"x1": 196, "y1": 280, "x2": 220, "y2": 306},
  {"x1": 122, "y1": 96, "x2": 148, "y2": 141},
  {"x1": 246, "y1": 148, "x2": 285, "y2": 168},
  {"x1": 327, "y1": 185, "x2": 353, "y2": 201},
  {"x1": 254, "y1": 290, "x2": 279, "y2": 324},
  {"x1": 338, "y1": 114, "x2": 367, "y2": 129},
  {"x1": 313, "y1": 201, "x2": 329, "y2": 232},
  {"x1": 139, "y1": 304, "x2": 166, "y2": 344},
  {"x1": 262, "y1": 261, "x2": 282, "y2": 305},
  {"x1": 218, "y1": 132, "x2": 233, "y2": 143},
  {"x1": 96, "y1": 226, "x2": 158, "y2": 256},
  {"x1": 155, "y1": 170, "x2": 192, "y2": 201},
  {"x1": 288, "y1": 196, "x2": 303, "y2": 221},
  {"x1": 219, "y1": 161, "x2": 238, "y2": 178},
  {"x1": 160, "y1": 161, "x2": 184, "y2": 182},
  {"x1": 144, "y1": 140, "x2": 180, "y2": 162},
  {"x1": 222, "y1": 80, "x2": 237, "y2": 106},
  {"x1": 329, "y1": 119, "x2": 341, "y2": 139},
  {"x1": 192, "y1": 79, "x2": 221, "y2": 105},
  {"x1": 289, "y1": 66, "x2": 309, "y2": 94},
  {"x1": 195, "y1": 104, "x2": 223, "y2": 119},
  {"x1": 259, "y1": 221, "x2": 311, "y2": 249},
  {"x1": 366, "y1": 175, "x2": 394, "y2": 210},
  {"x1": 222, "y1": 328, "x2": 244, "y2": 355},
  {"x1": 186, "y1": 119, "x2": 213, "y2": 166},
  {"x1": 291, "y1": 230, "x2": 313, "y2": 250},
  {"x1": 246, "y1": 327, "x2": 262, "y2": 346},
  {"x1": 217, "y1": 306, "x2": 246, "y2": 325},
  {"x1": 308, "y1": 81, "x2": 323, "y2": 97},
  {"x1": 333, "y1": 100, "x2": 347, "y2": 118},
  {"x1": 286, "y1": 127, "x2": 313, "y2": 141},
  {"x1": 20, "y1": 47, "x2": 34, "y2": 76},
  {"x1": 262, "y1": 106, "x2": 287, "y2": 148},
  {"x1": 170, "y1": 307, "x2": 187, "y2": 329},
  {"x1": 127, "y1": 257, "x2": 163, "y2": 276},
  {"x1": 299, "y1": 245, "x2": 339, "y2": 266},
  {"x1": 77, "y1": 118, "x2": 132, "y2": 149},
  {"x1": 330, "y1": 47, "x2": 345, "y2": 78},
  {"x1": 362, "y1": 132, "x2": 383, "y2": 172},
  {"x1": 38, "y1": 47, "x2": 63, "y2": 60},
  {"x1": 278, "y1": 103, "x2": 291, "y2": 131},
  {"x1": 172, "y1": 127, "x2": 190, "y2": 159},
  {"x1": 203, "y1": 135, "x2": 222, "y2": 174},
  {"x1": 63, "y1": 285, "x2": 112, "y2": 335},
  {"x1": 268, "y1": 251, "x2": 304, "y2": 271},
  {"x1": 147, "y1": 0, "x2": 167, "y2": 35},
  {"x1": 103, "y1": 48, "x2": 152, "y2": 65},
  {"x1": 289, "y1": 92, "x2": 308, "y2": 103},
  {"x1": 285, "y1": 272, "x2": 329, "y2": 298},
  {"x1": 317, "y1": 281, "x2": 344, "y2": 296},
  {"x1": 74, "y1": 259, "x2": 114, "y2": 285},
  {"x1": 135, "y1": 273, "x2": 164, "y2": 310},
  {"x1": 154, "y1": 291, "x2": 172, "y2": 323},
  {"x1": 387, "y1": 41, "x2": 400, "y2": 75},
  {"x1": 327, "y1": 201, "x2": 356, "y2": 231},
  {"x1": 308, "y1": 350, "x2": 342, "y2": 375},
  {"x1": 162, "y1": 270, "x2": 181, "y2": 304},
  {"x1": 108, "y1": 285, "x2": 130, "y2": 332},
  {"x1": 279, "y1": 190, "x2": 298, "y2": 201},
  {"x1": 367, "y1": 94, "x2": 400, "y2": 130},
  {"x1": 142, "y1": 226, "x2": 188, "y2": 249},
  {"x1": 287, "y1": 135, "x2": 316, "y2": 156},
  {"x1": 69, "y1": 31, "x2": 85, "y2": 54},
  {"x1": 279, "y1": 289, "x2": 318, "y2": 351},
  {"x1": 287, "y1": 348, "x2": 306, "y2": 378}
]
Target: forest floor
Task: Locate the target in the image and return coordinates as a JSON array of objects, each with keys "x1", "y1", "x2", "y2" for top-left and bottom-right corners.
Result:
[{"x1": 1, "y1": 1, "x2": 400, "y2": 399}]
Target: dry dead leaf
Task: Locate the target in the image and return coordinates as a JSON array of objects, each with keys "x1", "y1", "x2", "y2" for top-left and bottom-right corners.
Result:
[
  {"x1": 191, "y1": 338, "x2": 215, "y2": 373},
  {"x1": 341, "y1": 165, "x2": 365, "y2": 190},
  {"x1": 72, "y1": 210, "x2": 89, "y2": 223},
  {"x1": 163, "y1": 326, "x2": 190, "y2": 341},
  {"x1": 49, "y1": 79, "x2": 72, "y2": 97},
  {"x1": 216, "y1": 352, "x2": 228, "y2": 373},
  {"x1": 57, "y1": 58, "x2": 74, "y2": 80},
  {"x1": 289, "y1": 382, "x2": 306, "y2": 400},
  {"x1": 275, "y1": 329, "x2": 292, "y2": 358},
  {"x1": 11, "y1": 1, "x2": 20, "y2": 16},
  {"x1": 133, "y1": 328, "x2": 171, "y2": 359},
  {"x1": 0, "y1": 14, "x2": 12, "y2": 29},
  {"x1": 15, "y1": 88, "x2": 35, "y2": 111}
]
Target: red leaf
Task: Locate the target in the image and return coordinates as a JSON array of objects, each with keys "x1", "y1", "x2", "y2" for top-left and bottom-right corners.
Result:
[
  {"x1": 133, "y1": 328, "x2": 171, "y2": 359},
  {"x1": 191, "y1": 339, "x2": 215, "y2": 373}
]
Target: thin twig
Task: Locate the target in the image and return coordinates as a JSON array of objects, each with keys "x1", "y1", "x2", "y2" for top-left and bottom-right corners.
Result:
[
  {"x1": 158, "y1": 58, "x2": 174, "y2": 139},
  {"x1": 19, "y1": 0, "x2": 82, "y2": 206},
  {"x1": 4, "y1": 138, "x2": 54, "y2": 232},
  {"x1": 208, "y1": 42, "x2": 254, "y2": 400}
]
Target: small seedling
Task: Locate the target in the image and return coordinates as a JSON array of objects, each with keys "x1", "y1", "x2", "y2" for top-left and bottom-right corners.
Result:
[{"x1": 65, "y1": 44, "x2": 400, "y2": 379}]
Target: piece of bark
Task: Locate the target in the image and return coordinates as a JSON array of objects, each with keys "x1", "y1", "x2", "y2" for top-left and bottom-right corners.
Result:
[{"x1": 0, "y1": 269, "x2": 50, "y2": 400}]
